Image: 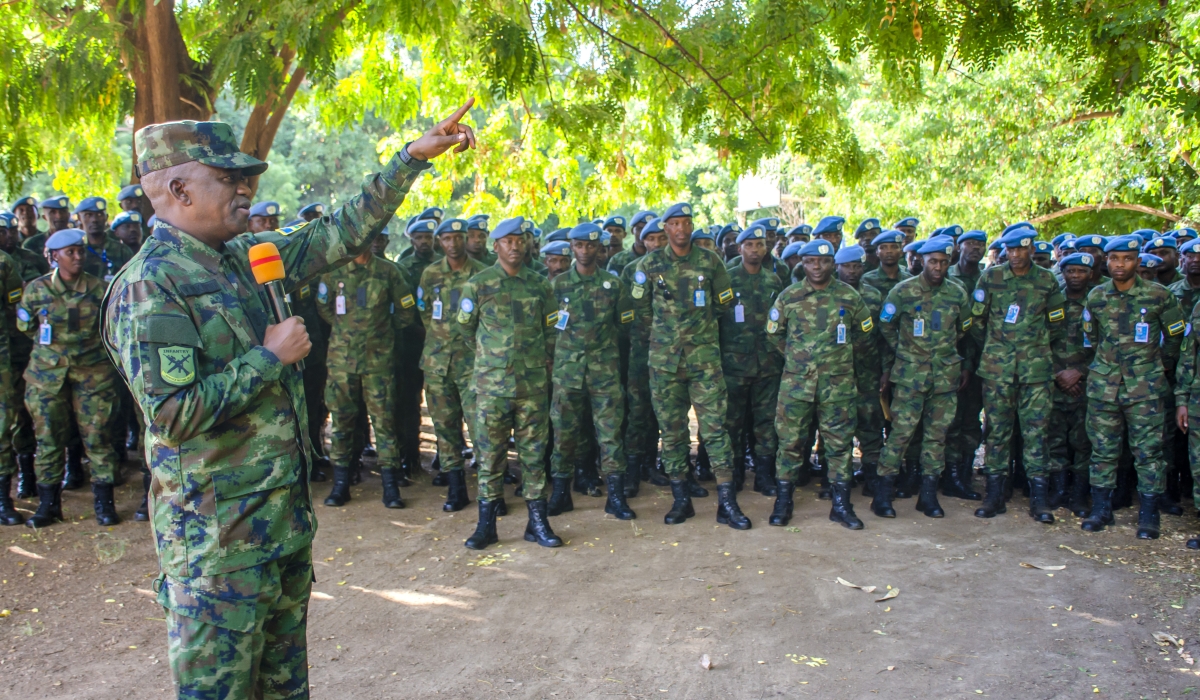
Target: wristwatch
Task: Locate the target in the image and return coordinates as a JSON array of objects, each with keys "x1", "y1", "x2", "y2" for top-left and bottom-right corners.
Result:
[{"x1": 400, "y1": 142, "x2": 433, "y2": 171}]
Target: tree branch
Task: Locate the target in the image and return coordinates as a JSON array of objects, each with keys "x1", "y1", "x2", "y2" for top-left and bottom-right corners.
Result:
[
  {"x1": 562, "y1": 0, "x2": 692, "y2": 90},
  {"x1": 1029, "y1": 202, "x2": 1181, "y2": 224},
  {"x1": 1052, "y1": 110, "x2": 1118, "y2": 128},
  {"x1": 523, "y1": 0, "x2": 556, "y2": 108}
]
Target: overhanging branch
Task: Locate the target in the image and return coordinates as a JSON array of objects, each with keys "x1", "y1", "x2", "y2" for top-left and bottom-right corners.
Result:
[{"x1": 1029, "y1": 202, "x2": 1181, "y2": 224}]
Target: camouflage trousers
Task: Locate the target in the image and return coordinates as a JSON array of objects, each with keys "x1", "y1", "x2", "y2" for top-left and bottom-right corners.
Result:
[
  {"x1": 855, "y1": 390, "x2": 885, "y2": 465},
  {"x1": 1183, "y1": 394, "x2": 1200, "y2": 509},
  {"x1": 26, "y1": 366, "x2": 119, "y2": 485},
  {"x1": 394, "y1": 335, "x2": 425, "y2": 462},
  {"x1": 775, "y1": 394, "x2": 856, "y2": 483},
  {"x1": 1047, "y1": 398, "x2": 1091, "y2": 474},
  {"x1": 982, "y1": 380, "x2": 1051, "y2": 477},
  {"x1": 300, "y1": 340, "x2": 329, "y2": 463},
  {"x1": 624, "y1": 353, "x2": 658, "y2": 460},
  {"x1": 1088, "y1": 396, "x2": 1166, "y2": 494},
  {"x1": 325, "y1": 371, "x2": 397, "y2": 470},
  {"x1": 724, "y1": 373, "x2": 780, "y2": 461},
  {"x1": 551, "y1": 366, "x2": 626, "y2": 478},
  {"x1": 160, "y1": 546, "x2": 312, "y2": 699},
  {"x1": 944, "y1": 371, "x2": 983, "y2": 467},
  {"x1": 424, "y1": 367, "x2": 476, "y2": 473},
  {"x1": 474, "y1": 393, "x2": 549, "y2": 501},
  {"x1": 10, "y1": 356, "x2": 34, "y2": 456},
  {"x1": 649, "y1": 360, "x2": 732, "y2": 481},
  {"x1": 878, "y1": 385, "x2": 956, "y2": 478},
  {"x1": 0, "y1": 367, "x2": 14, "y2": 478}
]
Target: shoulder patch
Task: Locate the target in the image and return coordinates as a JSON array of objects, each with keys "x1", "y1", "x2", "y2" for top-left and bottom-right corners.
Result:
[
  {"x1": 279, "y1": 221, "x2": 310, "y2": 236},
  {"x1": 634, "y1": 270, "x2": 647, "y2": 285},
  {"x1": 766, "y1": 319, "x2": 779, "y2": 334},
  {"x1": 460, "y1": 298, "x2": 474, "y2": 313},
  {"x1": 6, "y1": 288, "x2": 20, "y2": 304},
  {"x1": 631, "y1": 285, "x2": 644, "y2": 299},
  {"x1": 620, "y1": 310, "x2": 634, "y2": 324},
  {"x1": 1168, "y1": 319, "x2": 1186, "y2": 336},
  {"x1": 880, "y1": 303, "x2": 896, "y2": 322},
  {"x1": 973, "y1": 288, "x2": 986, "y2": 303},
  {"x1": 717, "y1": 288, "x2": 734, "y2": 304},
  {"x1": 1082, "y1": 309, "x2": 1091, "y2": 321},
  {"x1": 1047, "y1": 308, "x2": 1065, "y2": 322},
  {"x1": 860, "y1": 317, "x2": 873, "y2": 333},
  {"x1": 546, "y1": 311, "x2": 559, "y2": 327},
  {"x1": 769, "y1": 307, "x2": 780, "y2": 321},
  {"x1": 400, "y1": 294, "x2": 415, "y2": 308},
  {"x1": 15, "y1": 307, "x2": 30, "y2": 331},
  {"x1": 961, "y1": 317, "x2": 973, "y2": 331},
  {"x1": 157, "y1": 346, "x2": 196, "y2": 387},
  {"x1": 142, "y1": 314, "x2": 201, "y2": 347},
  {"x1": 972, "y1": 302, "x2": 986, "y2": 316}
]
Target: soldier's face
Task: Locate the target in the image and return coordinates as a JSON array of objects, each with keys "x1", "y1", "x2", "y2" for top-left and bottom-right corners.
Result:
[
  {"x1": 695, "y1": 238, "x2": 715, "y2": 251},
  {"x1": 1063, "y1": 265, "x2": 1091, "y2": 292},
  {"x1": 466, "y1": 228, "x2": 487, "y2": 255},
  {"x1": 545, "y1": 254, "x2": 571, "y2": 277},
  {"x1": 765, "y1": 230, "x2": 777, "y2": 249},
  {"x1": 572, "y1": 239, "x2": 600, "y2": 268},
  {"x1": 494, "y1": 234, "x2": 525, "y2": 267},
  {"x1": 906, "y1": 251, "x2": 923, "y2": 274},
  {"x1": 13, "y1": 204, "x2": 36, "y2": 229},
  {"x1": 877, "y1": 242, "x2": 901, "y2": 266},
  {"x1": 410, "y1": 230, "x2": 434, "y2": 256},
  {"x1": 1185, "y1": 252, "x2": 1200, "y2": 276},
  {"x1": 1106, "y1": 250, "x2": 1137, "y2": 282},
  {"x1": 371, "y1": 235, "x2": 389, "y2": 256},
  {"x1": 664, "y1": 217, "x2": 693, "y2": 248},
  {"x1": 45, "y1": 208, "x2": 70, "y2": 231},
  {"x1": 248, "y1": 215, "x2": 279, "y2": 233},
  {"x1": 157, "y1": 164, "x2": 254, "y2": 241},
  {"x1": 921, "y1": 252, "x2": 950, "y2": 284},
  {"x1": 898, "y1": 226, "x2": 916, "y2": 244},
  {"x1": 0, "y1": 226, "x2": 17, "y2": 251},
  {"x1": 1006, "y1": 245, "x2": 1032, "y2": 271},
  {"x1": 79, "y1": 210, "x2": 107, "y2": 236},
  {"x1": 784, "y1": 255, "x2": 799, "y2": 271},
  {"x1": 440, "y1": 231, "x2": 466, "y2": 260},
  {"x1": 1034, "y1": 253, "x2": 1052, "y2": 268},
  {"x1": 817, "y1": 232, "x2": 842, "y2": 250},
  {"x1": 1138, "y1": 266, "x2": 1158, "y2": 281},
  {"x1": 739, "y1": 238, "x2": 767, "y2": 266},
  {"x1": 52, "y1": 244, "x2": 85, "y2": 278},
  {"x1": 959, "y1": 239, "x2": 985, "y2": 264},
  {"x1": 1151, "y1": 247, "x2": 1177, "y2": 269},
  {"x1": 120, "y1": 197, "x2": 141, "y2": 212},
  {"x1": 631, "y1": 224, "x2": 646, "y2": 250},
  {"x1": 643, "y1": 232, "x2": 667, "y2": 252},
  {"x1": 837, "y1": 261, "x2": 864, "y2": 286},
  {"x1": 604, "y1": 228, "x2": 625, "y2": 250},
  {"x1": 801, "y1": 256, "x2": 834, "y2": 285},
  {"x1": 114, "y1": 222, "x2": 141, "y2": 249}
]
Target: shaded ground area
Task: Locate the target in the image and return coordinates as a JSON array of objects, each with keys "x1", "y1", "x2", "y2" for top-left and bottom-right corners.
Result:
[{"x1": 2, "y1": 447, "x2": 1199, "y2": 699}]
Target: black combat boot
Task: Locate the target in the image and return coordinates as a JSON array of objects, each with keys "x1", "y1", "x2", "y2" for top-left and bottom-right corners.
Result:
[
  {"x1": 663, "y1": 480, "x2": 694, "y2": 525},
  {"x1": 495, "y1": 497, "x2": 508, "y2": 516},
  {"x1": 861, "y1": 462, "x2": 878, "y2": 498},
  {"x1": 974, "y1": 474, "x2": 1007, "y2": 518},
  {"x1": 768, "y1": 480, "x2": 795, "y2": 526},
  {"x1": 547, "y1": 476, "x2": 575, "y2": 516},
  {"x1": 323, "y1": 465, "x2": 352, "y2": 507},
  {"x1": 732, "y1": 451, "x2": 746, "y2": 492},
  {"x1": 754, "y1": 455, "x2": 778, "y2": 497},
  {"x1": 62, "y1": 447, "x2": 85, "y2": 491},
  {"x1": 893, "y1": 464, "x2": 912, "y2": 499},
  {"x1": 1189, "y1": 536, "x2": 1200, "y2": 550},
  {"x1": 623, "y1": 454, "x2": 641, "y2": 499},
  {"x1": 380, "y1": 469, "x2": 406, "y2": 509},
  {"x1": 1027, "y1": 476, "x2": 1054, "y2": 524},
  {"x1": 442, "y1": 470, "x2": 470, "y2": 512},
  {"x1": 464, "y1": 499, "x2": 500, "y2": 550},
  {"x1": 135, "y1": 471, "x2": 151, "y2": 522},
  {"x1": 0, "y1": 476, "x2": 23, "y2": 525},
  {"x1": 1159, "y1": 493, "x2": 1184, "y2": 517},
  {"x1": 694, "y1": 442, "x2": 715, "y2": 482},
  {"x1": 1136, "y1": 492, "x2": 1160, "y2": 540},
  {"x1": 573, "y1": 462, "x2": 602, "y2": 497},
  {"x1": 871, "y1": 475, "x2": 896, "y2": 518},
  {"x1": 16, "y1": 453, "x2": 35, "y2": 499},
  {"x1": 310, "y1": 456, "x2": 329, "y2": 483},
  {"x1": 1081, "y1": 487, "x2": 1115, "y2": 532},
  {"x1": 915, "y1": 474, "x2": 945, "y2": 518},
  {"x1": 648, "y1": 456, "x2": 671, "y2": 486},
  {"x1": 604, "y1": 474, "x2": 636, "y2": 520},
  {"x1": 817, "y1": 470, "x2": 832, "y2": 500},
  {"x1": 942, "y1": 458, "x2": 981, "y2": 500},
  {"x1": 829, "y1": 481, "x2": 864, "y2": 530},
  {"x1": 25, "y1": 483, "x2": 63, "y2": 529},
  {"x1": 1048, "y1": 470, "x2": 1068, "y2": 510},
  {"x1": 1068, "y1": 470, "x2": 1090, "y2": 517},
  {"x1": 432, "y1": 453, "x2": 448, "y2": 486},
  {"x1": 716, "y1": 482, "x2": 751, "y2": 530},
  {"x1": 92, "y1": 483, "x2": 121, "y2": 526},
  {"x1": 523, "y1": 499, "x2": 563, "y2": 547},
  {"x1": 684, "y1": 470, "x2": 709, "y2": 498}
]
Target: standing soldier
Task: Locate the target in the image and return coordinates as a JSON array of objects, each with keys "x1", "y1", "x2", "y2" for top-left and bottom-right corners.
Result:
[
  {"x1": 1084, "y1": 235, "x2": 1185, "y2": 540},
  {"x1": 465, "y1": 215, "x2": 497, "y2": 267},
  {"x1": 729, "y1": 217, "x2": 787, "y2": 279},
  {"x1": 834, "y1": 244, "x2": 885, "y2": 495},
  {"x1": 395, "y1": 219, "x2": 440, "y2": 478},
  {"x1": 720, "y1": 224, "x2": 784, "y2": 493},
  {"x1": 970, "y1": 227, "x2": 1068, "y2": 522},
  {"x1": 1033, "y1": 241, "x2": 1054, "y2": 269},
  {"x1": 608, "y1": 210, "x2": 654, "y2": 273},
  {"x1": 893, "y1": 217, "x2": 919, "y2": 249},
  {"x1": 602, "y1": 214, "x2": 627, "y2": 261},
  {"x1": 540, "y1": 239, "x2": 572, "y2": 279},
  {"x1": 766, "y1": 239, "x2": 874, "y2": 528},
  {"x1": 419, "y1": 218, "x2": 486, "y2": 511},
  {"x1": 873, "y1": 237, "x2": 971, "y2": 519},
  {"x1": 21, "y1": 229, "x2": 122, "y2": 526},
  {"x1": 1145, "y1": 234, "x2": 1182, "y2": 287},
  {"x1": 0, "y1": 221, "x2": 24, "y2": 525},
  {"x1": 854, "y1": 218, "x2": 882, "y2": 271},
  {"x1": 116, "y1": 184, "x2": 152, "y2": 248},
  {"x1": 247, "y1": 201, "x2": 281, "y2": 232},
  {"x1": 10, "y1": 196, "x2": 40, "y2": 246},
  {"x1": 812, "y1": 216, "x2": 845, "y2": 252},
  {"x1": 317, "y1": 226, "x2": 419, "y2": 509},
  {"x1": 632, "y1": 203, "x2": 745, "y2": 528},
  {"x1": 23, "y1": 196, "x2": 71, "y2": 255},
  {"x1": 297, "y1": 202, "x2": 325, "y2": 222},
  {"x1": 546, "y1": 222, "x2": 636, "y2": 519},
  {"x1": 1048, "y1": 253, "x2": 1096, "y2": 516},
  {"x1": 1171, "y1": 238, "x2": 1200, "y2": 316},
  {"x1": 111, "y1": 210, "x2": 145, "y2": 253},
  {"x1": 621, "y1": 217, "x2": 669, "y2": 489},
  {"x1": 943, "y1": 229, "x2": 987, "y2": 499},
  {"x1": 862, "y1": 230, "x2": 912, "y2": 298},
  {"x1": 75, "y1": 196, "x2": 135, "y2": 283}
]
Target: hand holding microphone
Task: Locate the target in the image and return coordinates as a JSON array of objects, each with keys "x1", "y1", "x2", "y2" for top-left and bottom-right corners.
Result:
[{"x1": 250, "y1": 242, "x2": 310, "y2": 370}]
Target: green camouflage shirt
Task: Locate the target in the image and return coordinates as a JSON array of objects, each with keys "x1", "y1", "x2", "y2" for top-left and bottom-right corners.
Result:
[
  {"x1": 607, "y1": 248, "x2": 642, "y2": 275},
  {"x1": 970, "y1": 263, "x2": 1068, "y2": 385},
  {"x1": 850, "y1": 281, "x2": 884, "y2": 394},
  {"x1": 102, "y1": 153, "x2": 424, "y2": 578},
  {"x1": 84, "y1": 234, "x2": 135, "y2": 283},
  {"x1": 719, "y1": 264, "x2": 784, "y2": 378},
  {"x1": 620, "y1": 259, "x2": 652, "y2": 355},
  {"x1": 766, "y1": 277, "x2": 874, "y2": 403},
  {"x1": 550, "y1": 267, "x2": 631, "y2": 390},
  {"x1": 880, "y1": 275, "x2": 971, "y2": 394},
  {"x1": 417, "y1": 256, "x2": 487, "y2": 377},
  {"x1": 861, "y1": 265, "x2": 913, "y2": 298},
  {"x1": 1053, "y1": 292, "x2": 1094, "y2": 404},
  {"x1": 1168, "y1": 277, "x2": 1200, "y2": 320},
  {"x1": 19, "y1": 270, "x2": 113, "y2": 392},
  {"x1": 1083, "y1": 274, "x2": 1185, "y2": 404},
  {"x1": 457, "y1": 264, "x2": 557, "y2": 398},
  {"x1": 726, "y1": 253, "x2": 787, "y2": 280},
  {"x1": 632, "y1": 244, "x2": 735, "y2": 372},
  {"x1": 4, "y1": 246, "x2": 46, "y2": 367},
  {"x1": 317, "y1": 255, "x2": 417, "y2": 375},
  {"x1": 397, "y1": 248, "x2": 439, "y2": 290}
]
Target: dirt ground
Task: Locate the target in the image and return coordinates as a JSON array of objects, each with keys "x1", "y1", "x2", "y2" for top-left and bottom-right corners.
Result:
[{"x1": 2, "y1": 438, "x2": 1199, "y2": 699}]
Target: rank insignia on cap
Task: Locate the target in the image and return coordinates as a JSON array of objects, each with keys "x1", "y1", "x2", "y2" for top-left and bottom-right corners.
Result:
[
  {"x1": 973, "y1": 289, "x2": 986, "y2": 302},
  {"x1": 1127, "y1": 240, "x2": 1137, "y2": 249},
  {"x1": 452, "y1": 221, "x2": 462, "y2": 230},
  {"x1": 1020, "y1": 237, "x2": 1030, "y2": 246},
  {"x1": 682, "y1": 205, "x2": 691, "y2": 215},
  {"x1": 819, "y1": 244, "x2": 830, "y2": 254},
  {"x1": 267, "y1": 205, "x2": 277, "y2": 215},
  {"x1": 615, "y1": 217, "x2": 624, "y2": 225},
  {"x1": 1082, "y1": 254, "x2": 1093, "y2": 265},
  {"x1": 158, "y1": 346, "x2": 196, "y2": 387},
  {"x1": 96, "y1": 200, "x2": 105, "y2": 210}
]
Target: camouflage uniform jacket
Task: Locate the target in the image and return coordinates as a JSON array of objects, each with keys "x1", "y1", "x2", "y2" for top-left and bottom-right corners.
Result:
[
  {"x1": 18, "y1": 270, "x2": 112, "y2": 392},
  {"x1": 1169, "y1": 277, "x2": 1200, "y2": 321},
  {"x1": 767, "y1": 277, "x2": 874, "y2": 403},
  {"x1": 632, "y1": 244, "x2": 735, "y2": 373},
  {"x1": 458, "y1": 264, "x2": 557, "y2": 398},
  {"x1": 316, "y1": 255, "x2": 417, "y2": 375},
  {"x1": 719, "y1": 264, "x2": 783, "y2": 379},
  {"x1": 1053, "y1": 292, "x2": 1093, "y2": 404},
  {"x1": 470, "y1": 250, "x2": 498, "y2": 267},
  {"x1": 5, "y1": 246, "x2": 47, "y2": 368},
  {"x1": 21, "y1": 231, "x2": 47, "y2": 254},
  {"x1": 1083, "y1": 274, "x2": 1185, "y2": 404},
  {"x1": 84, "y1": 235, "x2": 135, "y2": 283},
  {"x1": 620, "y1": 259, "x2": 651, "y2": 353},
  {"x1": 397, "y1": 249, "x2": 439, "y2": 292},
  {"x1": 970, "y1": 262, "x2": 1068, "y2": 385},
  {"x1": 726, "y1": 253, "x2": 787, "y2": 280},
  {"x1": 851, "y1": 281, "x2": 884, "y2": 394},
  {"x1": 1158, "y1": 268, "x2": 1184, "y2": 288},
  {"x1": 861, "y1": 265, "x2": 913, "y2": 298},
  {"x1": 607, "y1": 248, "x2": 642, "y2": 275},
  {"x1": 102, "y1": 153, "x2": 423, "y2": 578},
  {"x1": 550, "y1": 266, "x2": 632, "y2": 390},
  {"x1": 880, "y1": 275, "x2": 971, "y2": 395},
  {"x1": 417, "y1": 256, "x2": 487, "y2": 378}
]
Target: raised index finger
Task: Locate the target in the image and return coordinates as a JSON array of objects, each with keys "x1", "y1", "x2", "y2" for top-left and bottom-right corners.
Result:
[{"x1": 439, "y1": 97, "x2": 476, "y2": 128}]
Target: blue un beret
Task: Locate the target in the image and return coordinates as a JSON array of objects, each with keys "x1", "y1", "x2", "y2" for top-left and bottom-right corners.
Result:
[
  {"x1": 111, "y1": 211, "x2": 142, "y2": 229},
  {"x1": 893, "y1": 217, "x2": 919, "y2": 229},
  {"x1": 749, "y1": 217, "x2": 780, "y2": 232},
  {"x1": 781, "y1": 242, "x2": 804, "y2": 260},
  {"x1": 736, "y1": 224, "x2": 767, "y2": 245},
  {"x1": 1181, "y1": 238, "x2": 1200, "y2": 255},
  {"x1": 718, "y1": 223, "x2": 743, "y2": 241},
  {"x1": 663, "y1": 202, "x2": 693, "y2": 220},
  {"x1": 1104, "y1": 235, "x2": 1142, "y2": 253},
  {"x1": 117, "y1": 184, "x2": 144, "y2": 201},
  {"x1": 1059, "y1": 252, "x2": 1094, "y2": 268},
  {"x1": 569, "y1": 222, "x2": 604, "y2": 241},
  {"x1": 1140, "y1": 253, "x2": 1163, "y2": 268},
  {"x1": 799, "y1": 240, "x2": 836, "y2": 257},
  {"x1": 630, "y1": 210, "x2": 657, "y2": 228},
  {"x1": 601, "y1": 231, "x2": 612, "y2": 246},
  {"x1": 639, "y1": 217, "x2": 665, "y2": 239},
  {"x1": 1058, "y1": 238, "x2": 1079, "y2": 252},
  {"x1": 1130, "y1": 228, "x2": 1160, "y2": 245},
  {"x1": 835, "y1": 244, "x2": 866, "y2": 264},
  {"x1": 40, "y1": 196, "x2": 69, "y2": 210},
  {"x1": 0, "y1": 212, "x2": 14, "y2": 227},
  {"x1": 466, "y1": 214, "x2": 490, "y2": 231},
  {"x1": 958, "y1": 230, "x2": 987, "y2": 243},
  {"x1": 814, "y1": 216, "x2": 846, "y2": 236},
  {"x1": 941, "y1": 224, "x2": 964, "y2": 239},
  {"x1": 73, "y1": 196, "x2": 106, "y2": 214},
  {"x1": 999, "y1": 229, "x2": 1036, "y2": 248},
  {"x1": 855, "y1": 218, "x2": 881, "y2": 236},
  {"x1": 249, "y1": 201, "x2": 280, "y2": 218},
  {"x1": 1144, "y1": 235, "x2": 1177, "y2": 251},
  {"x1": 917, "y1": 237, "x2": 956, "y2": 255},
  {"x1": 10, "y1": 196, "x2": 37, "y2": 212},
  {"x1": 541, "y1": 240, "x2": 571, "y2": 257},
  {"x1": 297, "y1": 203, "x2": 325, "y2": 218},
  {"x1": 1170, "y1": 227, "x2": 1198, "y2": 241},
  {"x1": 989, "y1": 239, "x2": 1004, "y2": 251},
  {"x1": 491, "y1": 216, "x2": 527, "y2": 240},
  {"x1": 406, "y1": 219, "x2": 436, "y2": 236},
  {"x1": 872, "y1": 230, "x2": 905, "y2": 246},
  {"x1": 1075, "y1": 234, "x2": 1105, "y2": 249},
  {"x1": 1002, "y1": 221, "x2": 1035, "y2": 236},
  {"x1": 603, "y1": 215, "x2": 626, "y2": 230},
  {"x1": 931, "y1": 227, "x2": 945, "y2": 238},
  {"x1": 903, "y1": 240, "x2": 922, "y2": 253},
  {"x1": 788, "y1": 224, "x2": 813, "y2": 240},
  {"x1": 436, "y1": 219, "x2": 468, "y2": 236},
  {"x1": 46, "y1": 228, "x2": 85, "y2": 251},
  {"x1": 417, "y1": 206, "x2": 443, "y2": 222},
  {"x1": 690, "y1": 228, "x2": 716, "y2": 242},
  {"x1": 1034, "y1": 241, "x2": 1053, "y2": 254},
  {"x1": 544, "y1": 228, "x2": 570, "y2": 243},
  {"x1": 1051, "y1": 233, "x2": 1076, "y2": 247}
]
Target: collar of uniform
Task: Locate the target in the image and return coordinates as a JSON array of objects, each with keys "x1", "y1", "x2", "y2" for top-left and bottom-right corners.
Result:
[
  {"x1": 152, "y1": 222, "x2": 223, "y2": 274},
  {"x1": 915, "y1": 273, "x2": 941, "y2": 292},
  {"x1": 665, "y1": 243, "x2": 699, "y2": 263},
  {"x1": 1104, "y1": 274, "x2": 1150, "y2": 296},
  {"x1": 797, "y1": 276, "x2": 829, "y2": 297},
  {"x1": 50, "y1": 268, "x2": 87, "y2": 293},
  {"x1": 566, "y1": 266, "x2": 602, "y2": 285}
]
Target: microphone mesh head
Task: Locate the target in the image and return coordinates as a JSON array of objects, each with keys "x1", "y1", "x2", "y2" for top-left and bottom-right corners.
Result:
[{"x1": 248, "y1": 242, "x2": 285, "y2": 284}]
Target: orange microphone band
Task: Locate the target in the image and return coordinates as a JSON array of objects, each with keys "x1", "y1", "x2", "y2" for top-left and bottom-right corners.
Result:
[{"x1": 248, "y1": 242, "x2": 286, "y2": 284}]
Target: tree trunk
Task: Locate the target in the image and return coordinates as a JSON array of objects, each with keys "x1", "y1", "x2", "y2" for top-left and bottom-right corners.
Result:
[{"x1": 241, "y1": 46, "x2": 307, "y2": 196}]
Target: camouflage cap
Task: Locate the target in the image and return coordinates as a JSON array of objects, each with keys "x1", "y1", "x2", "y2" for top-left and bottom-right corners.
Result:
[{"x1": 134, "y1": 121, "x2": 268, "y2": 177}]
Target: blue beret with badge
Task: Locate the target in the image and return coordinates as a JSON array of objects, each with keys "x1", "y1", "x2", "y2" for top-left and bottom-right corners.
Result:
[
  {"x1": 117, "y1": 184, "x2": 145, "y2": 201},
  {"x1": 799, "y1": 240, "x2": 835, "y2": 257},
  {"x1": 931, "y1": 227, "x2": 945, "y2": 238},
  {"x1": 855, "y1": 218, "x2": 881, "y2": 236},
  {"x1": 1002, "y1": 221, "x2": 1034, "y2": 236},
  {"x1": 0, "y1": 212, "x2": 14, "y2": 227},
  {"x1": 958, "y1": 230, "x2": 987, "y2": 243},
  {"x1": 1051, "y1": 233, "x2": 1076, "y2": 246},
  {"x1": 540, "y1": 240, "x2": 571, "y2": 257},
  {"x1": 941, "y1": 224, "x2": 964, "y2": 239},
  {"x1": 735, "y1": 224, "x2": 767, "y2": 245},
  {"x1": 663, "y1": 202, "x2": 693, "y2": 220},
  {"x1": 73, "y1": 196, "x2": 106, "y2": 214},
  {"x1": 603, "y1": 215, "x2": 626, "y2": 230},
  {"x1": 1058, "y1": 252, "x2": 1094, "y2": 268},
  {"x1": 871, "y1": 230, "x2": 905, "y2": 246},
  {"x1": 466, "y1": 214, "x2": 490, "y2": 231},
  {"x1": 1181, "y1": 238, "x2": 1200, "y2": 255},
  {"x1": 718, "y1": 223, "x2": 742, "y2": 241},
  {"x1": 917, "y1": 237, "x2": 955, "y2": 255},
  {"x1": 1075, "y1": 234, "x2": 1105, "y2": 249},
  {"x1": 1140, "y1": 253, "x2": 1163, "y2": 268},
  {"x1": 10, "y1": 195, "x2": 37, "y2": 212},
  {"x1": 297, "y1": 203, "x2": 325, "y2": 218},
  {"x1": 903, "y1": 240, "x2": 922, "y2": 253},
  {"x1": 630, "y1": 210, "x2": 657, "y2": 228},
  {"x1": 436, "y1": 218, "x2": 468, "y2": 236},
  {"x1": 893, "y1": 217, "x2": 919, "y2": 229},
  {"x1": 1170, "y1": 227, "x2": 1198, "y2": 241},
  {"x1": 813, "y1": 215, "x2": 845, "y2": 236},
  {"x1": 407, "y1": 219, "x2": 436, "y2": 236},
  {"x1": 788, "y1": 224, "x2": 813, "y2": 239},
  {"x1": 1144, "y1": 235, "x2": 1176, "y2": 251},
  {"x1": 492, "y1": 216, "x2": 526, "y2": 239},
  {"x1": 690, "y1": 228, "x2": 716, "y2": 242},
  {"x1": 544, "y1": 228, "x2": 570, "y2": 243},
  {"x1": 1130, "y1": 228, "x2": 1159, "y2": 244},
  {"x1": 780, "y1": 242, "x2": 804, "y2": 260},
  {"x1": 601, "y1": 231, "x2": 612, "y2": 246},
  {"x1": 40, "y1": 196, "x2": 69, "y2": 210},
  {"x1": 1058, "y1": 238, "x2": 1078, "y2": 252},
  {"x1": 1034, "y1": 241, "x2": 1053, "y2": 254},
  {"x1": 835, "y1": 244, "x2": 866, "y2": 264},
  {"x1": 417, "y1": 206, "x2": 444, "y2": 221},
  {"x1": 111, "y1": 210, "x2": 142, "y2": 229},
  {"x1": 999, "y1": 229, "x2": 1036, "y2": 248},
  {"x1": 46, "y1": 228, "x2": 85, "y2": 250},
  {"x1": 249, "y1": 201, "x2": 280, "y2": 217},
  {"x1": 1103, "y1": 234, "x2": 1141, "y2": 253},
  {"x1": 749, "y1": 216, "x2": 780, "y2": 232},
  {"x1": 639, "y1": 217, "x2": 665, "y2": 239},
  {"x1": 569, "y1": 222, "x2": 604, "y2": 241}
]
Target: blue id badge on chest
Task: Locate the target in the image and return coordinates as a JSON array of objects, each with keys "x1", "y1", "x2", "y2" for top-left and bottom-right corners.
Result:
[
  {"x1": 1004, "y1": 304, "x2": 1020, "y2": 324},
  {"x1": 913, "y1": 318, "x2": 925, "y2": 337},
  {"x1": 734, "y1": 303, "x2": 745, "y2": 323},
  {"x1": 837, "y1": 323, "x2": 846, "y2": 344},
  {"x1": 555, "y1": 311, "x2": 570, "y2": 330},
  {"x1": 1135, "y1": 322, "x2": 1150, "y2": 343},
  {"x1": 432, "y1": 299, "x2": 443, "y2": 320},
  {"x1": 38, "y1": 321, "x2": 51, "y2": 345},
  {"x1": 694, "y1": 289, "x2": 706, "y2": 307}
]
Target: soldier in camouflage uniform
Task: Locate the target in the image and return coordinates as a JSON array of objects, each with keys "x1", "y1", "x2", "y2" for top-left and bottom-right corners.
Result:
[
  {"x1": 465, "y1": 215, "x2": 497, "y2": 267},
  {"x1": 727, "y1": 217, "x2": 788, "y2": 280},
  {"x1": 103, "y1": 109, "x2": 473, "y2": 697},
  {"x1": 1145, "y1": 235, "x2": 1182, "y2": 287},
  {"x1": 19, "y1": 229, "x2": 122, "y2": 527},
  {"x1": 395, "y1": 218, "x2": 440, "y2": 477},
  {"x1": 942, "y1": 229, "x2": 987, "y2": 500},
  {"x1": 9, "y1": 196, "x2": 40, "y2": 246},
  {"x1": 854, "y1": 218, "x2": 882, "y2": 271},
  {"x1": 621, "y1": 216, "x2": 668, "y2": 489},
  {"x1": 317, "y1": 227, "x2": 419, "y2": 510},
  {"x1": 970, "y1": 227, "x2": 1068, "y2": 522},
  {"x1": 834, "y1": 244, "x2": 885, "y2": 495},
  {"x1": 23, "y1": 195, "x2": 71, "y2": 255},
  {"x1": 862, "y1": 231, "x2": 913, "y2": 302},
  {"x1": 458, "y1": 216, "x2": 562, "y2": 550},
  {"x1": 0, "y1": 223, "x2": 25, "y2": 525},
  {"x1": 112, "y1": 209, "x2": 146, "y2": 254},
  {"x1": 766, "y1": 239, "x2": 874, "y2": 529},
  {"x1": 1170, "y1": 237, "x2": 1200, "y2": 318},
  {"x1": 1082, "y1": 235, "x2": 1185, "y2": 540},
  {"x1": 546, "y1": 222, "x2": 636, "y2": 519},
  {"x1": 632, "y1": 202, "x2": 747, "y2": 529},
  {"x1": 608, "y1": 210, "x2": 654, "y2": 274},
  {"x1": 1048, "y1": 253, "x2": 1096, "y2": 517},
  {"x1": 75, "y1": 196, "x2": 134, "y2": 283},
  {"x1": 720, "y1": 224, "x2": 784, "y2": 495},
  {"x1": 875, "y1": 237, "x2": 971, "y2": 520}
]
